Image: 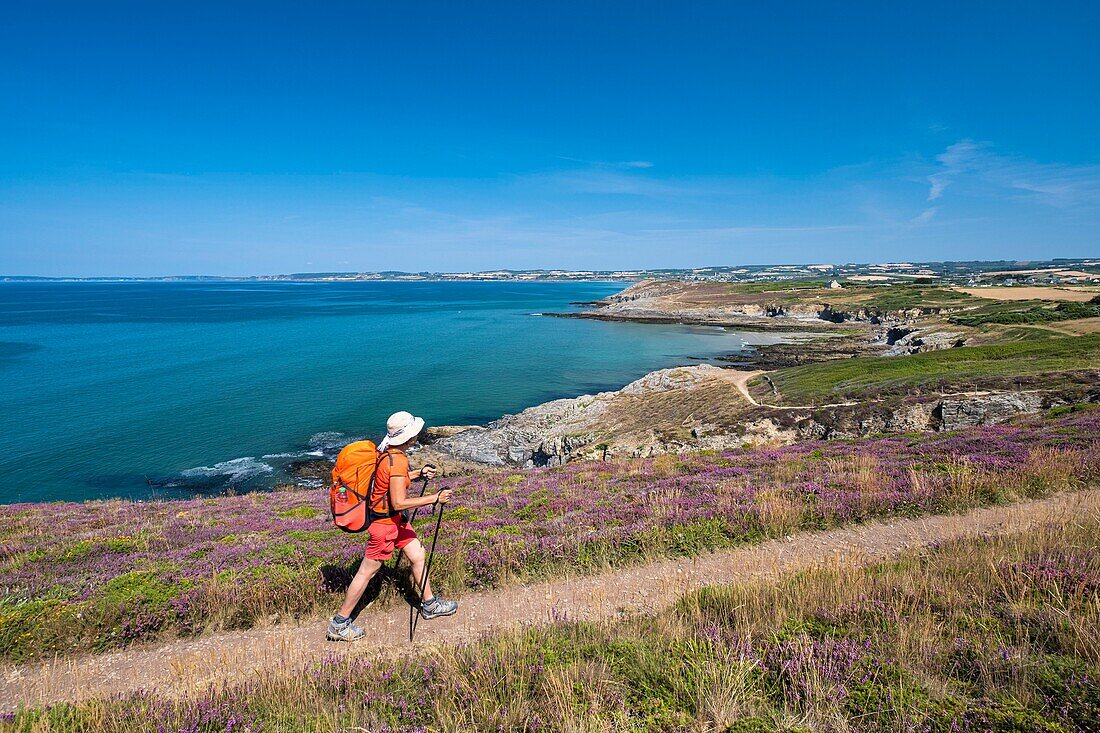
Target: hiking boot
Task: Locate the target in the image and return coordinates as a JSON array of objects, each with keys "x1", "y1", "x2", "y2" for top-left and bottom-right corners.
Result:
[
  {"x1": 326, "y1": 616, "x2": 365, "y2": 642},
  {"x1": 420, "y1": 596, "x2": 458, "y2": 620}
]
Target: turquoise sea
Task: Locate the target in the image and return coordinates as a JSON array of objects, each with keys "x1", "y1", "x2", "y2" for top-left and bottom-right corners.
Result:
[{"x1": 0, "y1": 281, "x2": 781, "y2": 503}]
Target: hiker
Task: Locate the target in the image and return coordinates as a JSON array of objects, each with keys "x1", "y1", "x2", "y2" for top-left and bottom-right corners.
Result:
[{"x1": 327, "y1": 411, "x2": 458, "y2": 642}]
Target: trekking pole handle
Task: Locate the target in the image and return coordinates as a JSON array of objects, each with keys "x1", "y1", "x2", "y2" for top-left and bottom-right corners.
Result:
[
  {"x1": 420, "y1": 463, "x2": 438, "y2": 510},
  {"x1": 406, "y1": 464, "x2": 438, "y2": 525}
]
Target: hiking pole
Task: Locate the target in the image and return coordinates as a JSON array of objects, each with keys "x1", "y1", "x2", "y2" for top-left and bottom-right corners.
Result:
[
  {"x1": 410, "y1": 496, "x2": 446, "y2": 642},
  {"x1": 406, "y1": 470, "x2": 433, "y2": 639}
]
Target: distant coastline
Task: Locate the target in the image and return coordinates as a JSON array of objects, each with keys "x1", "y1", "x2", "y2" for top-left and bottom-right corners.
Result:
[{"x1": 3, "y1": 256, "x2": 1098, "y2": 285}]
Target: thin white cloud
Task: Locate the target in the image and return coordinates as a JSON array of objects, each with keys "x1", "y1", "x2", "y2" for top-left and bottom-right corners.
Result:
[
  {"x1": 927, "y1": 139, "x2": 982, "y2": 200},
  {"x1": 927, "y1": 174, "x2": 949, "y2": 201},
  {"x1": 910, "y1": 207, "x2": 937, "y2": 225},
  {"x1": 536, "y1": 168, "x2": 688, "y2": 198},
  {"x1": 928, "y1": 139, "x2": 1100, "y2": 208},
  {"x1": 642, "y1": 223, "x2": 869, "y2": 236}
]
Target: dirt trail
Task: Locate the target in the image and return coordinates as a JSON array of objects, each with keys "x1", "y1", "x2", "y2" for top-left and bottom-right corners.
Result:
[
  {"x1": 719, "y1": 369, "x2": 857, "y2": 409},
  {"x1": 4, "y1": 490, "x2": 1097, "y2": 712},
  {"x1": 721, "y1": 368, "x2": 765, "y2": 405}
]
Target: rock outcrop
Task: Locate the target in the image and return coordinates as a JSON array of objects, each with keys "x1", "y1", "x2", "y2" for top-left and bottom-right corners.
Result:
[
  {"x1": 436, "y1": 392, "x2": 610, "y2": 467},
  {"x1": 435, "y1": 365, "x2": 747, "y2": 467},
  {"x1": 936, "y1": 393, "x2": 1046, "y2": 432},
  {"x1": 880, "y1": 327, "x2": 966, "y2": 356},
  {"x1": 775, "y1": 391, "x2": 1076, "y2": 441},
  {"x1": 434, "y1": 365, "x2": 1094, "y2": 470},
  {"x1": 419, "y1": 425, "x2": 480, "y2": 444}
]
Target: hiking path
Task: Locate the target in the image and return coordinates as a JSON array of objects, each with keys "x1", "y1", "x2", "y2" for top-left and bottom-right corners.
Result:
[{"x1": 3, "y1": 489, "x2": 1097, "y2": 712}]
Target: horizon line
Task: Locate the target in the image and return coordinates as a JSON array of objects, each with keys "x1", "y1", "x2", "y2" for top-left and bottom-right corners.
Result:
[{"x1": 2, "y1": 257, "x2": 1098, "y2": 282}]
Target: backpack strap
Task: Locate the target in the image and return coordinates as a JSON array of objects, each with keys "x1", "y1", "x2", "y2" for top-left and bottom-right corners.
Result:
[{"x1": 367, "y1": 450, "x2": 401, "y2": 521}]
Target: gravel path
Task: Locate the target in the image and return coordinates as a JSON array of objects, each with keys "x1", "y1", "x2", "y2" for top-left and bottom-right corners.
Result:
[{"x1": 4, "y1": 489, "x2": 1096, "y2": 712}]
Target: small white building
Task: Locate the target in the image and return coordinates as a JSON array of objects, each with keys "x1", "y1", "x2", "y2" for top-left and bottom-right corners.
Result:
[{"x1": 828, "y1": 279, "x2": 843, "y2": 289}]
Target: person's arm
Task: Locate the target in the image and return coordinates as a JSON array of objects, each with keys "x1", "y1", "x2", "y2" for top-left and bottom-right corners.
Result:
[
  {"x1": 389, "y1": 474, "x2": 451, "y2": 511},
  {"x1": 408, "y1": 464, "x2": 438, "y2": 481}
]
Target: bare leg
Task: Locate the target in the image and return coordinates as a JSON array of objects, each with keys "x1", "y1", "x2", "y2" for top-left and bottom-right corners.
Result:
[
  {"x1": 338, "y1": 557, "x2": 382, "y2": 618},
  {"x1": 402, "y1": 539, "x2": 434, "y2": 601}
]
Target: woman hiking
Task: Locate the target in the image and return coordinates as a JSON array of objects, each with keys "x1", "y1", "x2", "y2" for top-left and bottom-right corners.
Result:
[{"x1": 327, "y1": 411, "x2": 458, "y2": 642}]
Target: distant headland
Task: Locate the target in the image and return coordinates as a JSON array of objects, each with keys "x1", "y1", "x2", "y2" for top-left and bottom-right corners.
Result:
[{"x1": 3, "y1": 257, "x2": 1099, "y2": 284}]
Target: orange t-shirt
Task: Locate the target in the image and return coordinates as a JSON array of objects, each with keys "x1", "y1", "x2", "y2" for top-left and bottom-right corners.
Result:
[{"x1": 370, "y1": 450, "x2": 409, "y2": 525}]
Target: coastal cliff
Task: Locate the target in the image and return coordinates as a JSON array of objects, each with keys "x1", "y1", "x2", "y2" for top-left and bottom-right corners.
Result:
[
  {"x1": 428, "y1": 282, "x2": 1100, "y2": 469},
  {"x1": 597, "y1": 279, "x2": 963, "y2": 325},
  {"x1": 559, "y1": 279, "x2": 970, "y2": 356},
  {"x1": 435, "y1": 365, "x2": 742, "y2": 467},
  {"x1": 431, "y1": 363, "x2": 1099, "y2": 468}
]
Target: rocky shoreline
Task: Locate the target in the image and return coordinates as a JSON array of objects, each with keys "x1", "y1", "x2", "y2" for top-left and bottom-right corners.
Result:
[
  {"x1": 414, "y1": 281, "x2": 1095, "y2": 471},
  {"x1": 546, "y1": 279, "x2": 970, "y2": 358},
  {"x1": 286, "y1": 362, "x2": 1095, "y2": 479},
  {"x1": 542, "y1": 309, "x2": 837, "y2": 332},
  {"x1": 291, "y1": 280, "x2": 1098, "y2": 479},
  {"x1": 424, "y1": 366, "x2": 1098, "y2": 471}
]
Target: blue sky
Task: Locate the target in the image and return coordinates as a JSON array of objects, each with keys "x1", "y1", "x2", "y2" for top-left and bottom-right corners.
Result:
[{"x1": 1, "y1": 1, "x2": 1098, "y2": 276}]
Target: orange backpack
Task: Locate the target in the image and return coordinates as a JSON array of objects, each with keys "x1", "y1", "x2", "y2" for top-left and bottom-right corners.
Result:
[{"x1": 329, "y1": 441, "x2": 393, "y2": 533}]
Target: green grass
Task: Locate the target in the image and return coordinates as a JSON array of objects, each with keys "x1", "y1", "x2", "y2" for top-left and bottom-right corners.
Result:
[
  {"x1": 723, "y1": 282, "x2": 977, "y2": 312},
  {"x1": 852, "y1": 285, "x2": 974, "y2": 311},
  {"x1": 99, "y1": 570, "x2": 190, "y2": 610},
  {"x1": 726, "y1": 279, "x2": 830, "y2": 293},
  {"x1": 766, "y1": 333, "x2": 1100, "y2": 403},
  {"x1": 986, "y1": 326, "x2": 1064, "y2": 341},
  {"x1": 949, "y1": 299, "x2": 1100, "y2": 327},
  {"x1": 276, "y1": 506, "x2": 321, "y2": 519}
]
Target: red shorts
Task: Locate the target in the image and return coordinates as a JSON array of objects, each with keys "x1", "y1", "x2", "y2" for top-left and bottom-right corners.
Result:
[{"x1": 365, "y1": 519, "x2": 418, "y2": 561}]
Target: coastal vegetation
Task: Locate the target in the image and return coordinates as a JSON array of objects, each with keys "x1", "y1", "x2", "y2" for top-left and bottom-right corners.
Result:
[
  {"x1": 760, "y1": 334, "x2": 1100, "y2": 404},
  {"x1": 831, "y1": 284, "x2": 975, "y2": 312},
  {"x1": 588, "y1": 276, "x2": 1100, "y2": 335},
  {"x1": 633, "y1": 281, "x2": 982, "y2": 313},
  {"x1": 4, "y1": 493, "x2": 1096, "y2": 732},
  {"x1": 947, "y1": 297, "x2": 1100, "y2": 327},
  {"x1": 2, "y1": 408, "x2": 1098, "y2": 663}
]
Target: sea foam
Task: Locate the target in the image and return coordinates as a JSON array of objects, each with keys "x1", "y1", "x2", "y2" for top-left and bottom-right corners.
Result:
[{"x1": 181, "y1": 457, "x2": 275, "y2": 482}]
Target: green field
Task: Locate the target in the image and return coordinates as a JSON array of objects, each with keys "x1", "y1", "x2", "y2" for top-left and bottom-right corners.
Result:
[
  {"x1": 711, "y1": 283, "x2": 982, "y2": 313},
  {"x1": 726, "y1": 279, "x2": 831, "y2": 293},
  {"x1": 949, "y1": 298, "x2": 1100, "y2": 327},
  {"x1": 764, "y1": 333, "x2": 1100, "y2": 403},
  {"x1": 850, "y1": 285, "x2": 975, "y2": 311}
]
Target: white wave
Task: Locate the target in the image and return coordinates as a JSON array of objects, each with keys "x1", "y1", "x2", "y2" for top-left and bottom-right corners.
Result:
[
  {"x1": 262, "y1": 448, "x2": 327, "y2": 461},
  {"x1": 181, "y1": 457, "x2": 275, "y2": 482},
  {"x1": 307, "y1": 431, "x2": 346, "y2": 449}
]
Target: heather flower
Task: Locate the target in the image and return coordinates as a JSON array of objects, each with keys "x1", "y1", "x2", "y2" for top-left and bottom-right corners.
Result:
[{"x1": 1, "y1": 410, "x2": 1097, "y2": 659}]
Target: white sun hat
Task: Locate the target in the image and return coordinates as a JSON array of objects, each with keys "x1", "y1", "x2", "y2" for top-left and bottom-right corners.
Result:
[{"x1": 378, "y1": 410, "x2": 425, "y2": 451}]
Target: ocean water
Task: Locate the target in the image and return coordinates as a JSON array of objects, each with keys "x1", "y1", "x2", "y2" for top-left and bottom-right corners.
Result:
[{"x1": 0, "y1": 281, "x2": 782, "y2": 503}]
